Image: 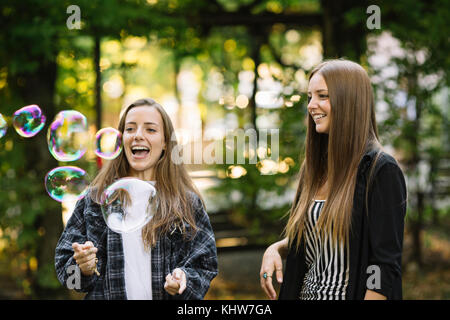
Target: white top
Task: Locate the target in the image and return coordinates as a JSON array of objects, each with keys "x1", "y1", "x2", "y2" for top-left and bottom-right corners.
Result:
[{"x1": 122, "y1": 181, "x2": 155, "y2": 300}]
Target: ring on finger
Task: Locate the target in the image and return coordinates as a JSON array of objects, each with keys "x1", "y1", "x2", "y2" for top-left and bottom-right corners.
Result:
[{"x1": 263, "y1": 272, "x2": 272, "y2": 279}]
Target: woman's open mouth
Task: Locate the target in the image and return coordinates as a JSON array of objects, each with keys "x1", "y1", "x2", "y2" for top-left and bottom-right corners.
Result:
[{"x1": 131, "y1": 146, "x2": 150, "y2": 159}]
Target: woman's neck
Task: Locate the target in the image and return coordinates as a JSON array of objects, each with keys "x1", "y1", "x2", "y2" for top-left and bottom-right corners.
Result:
[{"x1": 128, "y1": 168, "x2": 155, "y2": 181}]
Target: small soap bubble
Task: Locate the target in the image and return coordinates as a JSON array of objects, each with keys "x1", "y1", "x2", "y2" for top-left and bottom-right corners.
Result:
[
  {"x1": 44, "y1": 166, "x2": 89, "y2": 203},
  {"x1": 47, "y1": 110, "x2": 88, "y2": 162},
  {"x1": 0, "y1": 113, "x2": 7, "y2": 138},
  {"x1": 12, "y1": 105, "x2": 46, "y2": 138},
  {"x1": 100, "y1": 178, "x2": 156, "y2": 233},
  {"x1": 95, "y1": 127, "x2": 123, "y2": 160}
]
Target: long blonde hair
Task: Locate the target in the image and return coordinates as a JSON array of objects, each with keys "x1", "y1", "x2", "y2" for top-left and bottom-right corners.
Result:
[
  {"x1": 285, "y1": 59, "x2": 381, "y2": 249},
  {"x1": 90, "y1": 98, "x2": 203, "y2": 249}
]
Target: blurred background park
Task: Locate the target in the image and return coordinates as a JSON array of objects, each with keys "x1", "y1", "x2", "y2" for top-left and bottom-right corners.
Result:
[{"x1": 0, "y1": 0, "x2": 449, "y2": 299}]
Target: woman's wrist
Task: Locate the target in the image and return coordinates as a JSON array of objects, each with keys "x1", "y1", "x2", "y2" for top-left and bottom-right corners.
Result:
[{"x1": 272, "y1": 238, "x2": 288, "y2": 259}]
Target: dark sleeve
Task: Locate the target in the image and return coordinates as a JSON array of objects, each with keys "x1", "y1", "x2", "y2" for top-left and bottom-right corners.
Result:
[
  {"x1": 175, "y1": 196, "x2": 218, "y2": 300},
  {"x1": 367, "y1": 162, "x2": 407, "y2": 299},
  {"x1": 54, "y1": 196, "x2": 100, "y2": 292}
]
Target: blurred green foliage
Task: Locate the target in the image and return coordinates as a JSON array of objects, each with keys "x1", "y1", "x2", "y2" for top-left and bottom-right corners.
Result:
[{"x1": 0, "y1": 0, "x2": 448, "y2": 298}]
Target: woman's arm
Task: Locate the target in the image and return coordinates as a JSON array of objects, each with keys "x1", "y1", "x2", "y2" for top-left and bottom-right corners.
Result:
[
  {"x1": 174, "y1": 196, "x2": 218, "y2": 300},
  {"x1": 367, "y1": 161, "x2": 407, "y2": 300},
  {"x1": 273, "y1": 237, "x2": 289, "y2": 259},
  {"x1": 365, "y1": 289, "x2": 387, "y2": 300},
  {"x1": 54, "y1": 196, "x2": 100, "y2": 292},
  {"x1": 260, "y1": 238, "x2": 288, "y2": 300}
]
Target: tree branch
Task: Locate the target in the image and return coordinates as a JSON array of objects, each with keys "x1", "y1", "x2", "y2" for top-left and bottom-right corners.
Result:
[{"x1": 188, "y1": 11, "x2": 322, "y2": 28}]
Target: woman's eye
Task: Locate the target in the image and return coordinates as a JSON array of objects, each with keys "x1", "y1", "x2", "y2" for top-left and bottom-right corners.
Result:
[
  {"x1": 147, "y1": 128, "x2": 156, "y2": 132},
  {"x1": 319, "y1": 94, "x2": 329, "y2": 99},
  {"x1": 125, "y1": 128, "x2": 133, "y2": 132}
]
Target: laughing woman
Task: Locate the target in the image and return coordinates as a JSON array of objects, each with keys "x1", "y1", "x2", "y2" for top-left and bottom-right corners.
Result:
[
  {"x1": 55, "y1": 98, "x2": 218, "y2": 299},
  {"x1": 260, "y1": 59, "x2": 407, "y2": 300}
]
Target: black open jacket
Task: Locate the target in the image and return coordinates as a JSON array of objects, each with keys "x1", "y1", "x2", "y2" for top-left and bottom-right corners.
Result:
[{"x1": 279, "y1": 149, "x2": 407, "y2": 300}]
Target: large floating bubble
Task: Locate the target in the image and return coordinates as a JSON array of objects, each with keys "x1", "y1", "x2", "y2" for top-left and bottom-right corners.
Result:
[
  {"x1": 12, "y1": 105, "x2": 46, "y2": 138},
  {"x1": 0, "y1": 113, "x2": 7, "y2": 138},
  {"x1": 47, "y1": 110, "x2": 88, "y2": 162},
  {"x1": 45, "y1": 166, "x2": 89, "y2": 203},
  {"x1": 100, "y1": 178, "x2": 157, "y2": 233},
  {"x1": 95, "y1": 127, "x2": 123, "y2": 160}
]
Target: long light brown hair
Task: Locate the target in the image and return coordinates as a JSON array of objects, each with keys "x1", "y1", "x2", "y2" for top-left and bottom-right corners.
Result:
[
  {"x1": 285, "y1": 59, "x2": 382, "y2": 249},
  {"x1": 90, "y1": 98, "x2": 203, "y2": 249}
]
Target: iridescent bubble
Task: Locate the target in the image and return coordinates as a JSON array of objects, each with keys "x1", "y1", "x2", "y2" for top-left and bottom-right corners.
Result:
[
  {"x1": 47, "y1": 110, "x2": 88, "y2": 162},
  {"x1": 0, "y1": 113, "x2": 7, "y2": 138},
  {"x1": 12, "y1": 105, "x2": 46, "y2": 138},
  {"x1": 100, "y1": 178, "x2": 156, "y2": 233},
  {"x1": 95, "y1": 127, "x2": 123, "y2": 160},
  {"x1": 45, "y1": 166, "x2": 89, "y2": 203}
]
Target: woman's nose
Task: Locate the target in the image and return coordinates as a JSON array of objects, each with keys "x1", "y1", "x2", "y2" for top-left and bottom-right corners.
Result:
[
  {"x1": 134, "y1": 127, "x2": 144, "y2": 139},
  {"x1": 307, "y1": 98, "x2": 317, "y2": 112}
]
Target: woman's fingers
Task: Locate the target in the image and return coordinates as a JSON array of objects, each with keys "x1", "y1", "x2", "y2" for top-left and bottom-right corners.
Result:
[
  {"x1": 164, "y1": 273, "x2": 180, "y2": 295},
  {"x1": 73, "y1": 247, "x2": 97, "y2": 262},
  {"x1": 264, "y1": 272, "x2": 277, "y2": 300},
  {"x1": 83, "y1": 241, "x2": 94, "y2": 249},
  {"x1": 260, "y1": 273, "x2": 272, "y2": 299},
  {"x1": 260, "y1": 246, "x2": 283, "y2": 300},
  {"x1": 274, "y1": 259, "x2": 284, "y2": 284},
  {"x1": 173, "y1": 269, "x2": 187, "y2": 294},
  {"x1": 76, "y1": 252, "x2": 97, "y2": 265},
  {"x1": 78, "y1": 256, "x2": 97, "y2": 275}
]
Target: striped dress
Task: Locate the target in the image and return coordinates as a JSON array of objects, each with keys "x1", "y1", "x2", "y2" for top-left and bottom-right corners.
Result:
[{"x1": 299, "y1": 200, "x2": 350, "y2": 300}]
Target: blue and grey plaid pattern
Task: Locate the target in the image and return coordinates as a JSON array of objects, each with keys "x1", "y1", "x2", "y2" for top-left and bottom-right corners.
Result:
[{"x1": 55, "y1": 191, "x2": 218, "y2": 300}]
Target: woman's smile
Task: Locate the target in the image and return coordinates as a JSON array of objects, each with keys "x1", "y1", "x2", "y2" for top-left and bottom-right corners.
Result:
[
  {"x1": 130, "y1": 145, "x2": 151, "y2": 159},
  {"x1": 123, "y1": 106, "x2": 166, "y2": 180}
]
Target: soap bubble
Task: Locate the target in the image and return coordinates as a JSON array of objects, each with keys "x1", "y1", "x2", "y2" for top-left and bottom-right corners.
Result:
[
  {"x1": 12, "y1": 104, "x2": 46, "y2": 138},
  {"x1": 95, "y1": 127, "x2": 123, "y2": 160},
  {"x1": 0, "y1": 113, "x2": 7, "y2": 138},
  {"x1": 100, "y1": 178, "x2": 157, "y2": 233},
  {"x1": 45, "y1": 166, "x2": 89, "y2": 203},
  {"x1": 47, "y1": 110, "x2": 88, "y2": 162}
]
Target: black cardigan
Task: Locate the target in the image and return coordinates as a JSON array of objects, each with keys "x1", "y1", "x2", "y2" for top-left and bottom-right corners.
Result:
[{"x1": 279, "y1": 149, "x2": 407, "y2": 300}]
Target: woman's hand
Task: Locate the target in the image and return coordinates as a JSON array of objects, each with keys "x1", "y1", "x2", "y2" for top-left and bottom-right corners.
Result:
[
  {"x1": 72, "y1": 241, "x2": 98, "y2": 276},
  {"x1": 164, "y1": 268, "x2": 187, "y2": 296},
  {"x1": 260, "y1": 239, "x2": 287, "y2": 300}
]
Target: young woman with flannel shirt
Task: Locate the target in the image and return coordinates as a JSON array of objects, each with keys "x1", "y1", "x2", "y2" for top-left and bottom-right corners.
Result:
[{"x1": 55, "y1": 98, "x2": 218, "y2": 299}]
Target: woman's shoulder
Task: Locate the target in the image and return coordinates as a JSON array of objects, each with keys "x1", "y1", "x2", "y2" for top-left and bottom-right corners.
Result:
[
  {"x1": 361, "y1": 148, "x2": 403, "y2": 174},
  {"x1": 186, "y1": 191, "x2": 204, "y2": 210},
  {"x1": 73, "y1": 188, "x2": 102, "y2": 213}
]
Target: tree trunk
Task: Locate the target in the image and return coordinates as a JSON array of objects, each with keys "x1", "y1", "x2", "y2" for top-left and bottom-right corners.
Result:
[
  {"x1": 12, "y1": 59, "x2": 63, "y2": 297},
  {"x1": 411, "y1": 191, "x2": 424, "y2": 267},
  {"x1": 94, "y1": 36, "x2": 102, "y2": 132},
  {"x1": 320, "y1": 0, "x2": 368, "y2": 60},
  {"x1": 248, "y1": 27, "x2": 263, "y2": 133}
]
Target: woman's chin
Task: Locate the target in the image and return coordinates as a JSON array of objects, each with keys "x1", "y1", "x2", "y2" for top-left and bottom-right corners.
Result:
[{"x1": 315, "y1": 127, "x2": 329, "y2": 134}]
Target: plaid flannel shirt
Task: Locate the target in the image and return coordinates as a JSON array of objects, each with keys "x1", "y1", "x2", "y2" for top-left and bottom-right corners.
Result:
[{"x1": 55, "y1": 191, "x2": 218, "y2": 300}]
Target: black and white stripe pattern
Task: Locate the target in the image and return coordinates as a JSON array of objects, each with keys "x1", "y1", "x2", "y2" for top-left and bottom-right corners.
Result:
[{"x1": 299, "y1": 200, "x2": 349, "y2": 300}]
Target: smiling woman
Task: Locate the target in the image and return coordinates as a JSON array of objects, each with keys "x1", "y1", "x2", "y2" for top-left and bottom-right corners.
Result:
[
  {"x1": 54, "y1": 98, "x2": 218, "y2": 300},
  {"x1": 123, "y1": 106, "x2": 166, "y2": 180},
  {"x1": 260, "y1": 59, "x2": 407, "y2": 301}
]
